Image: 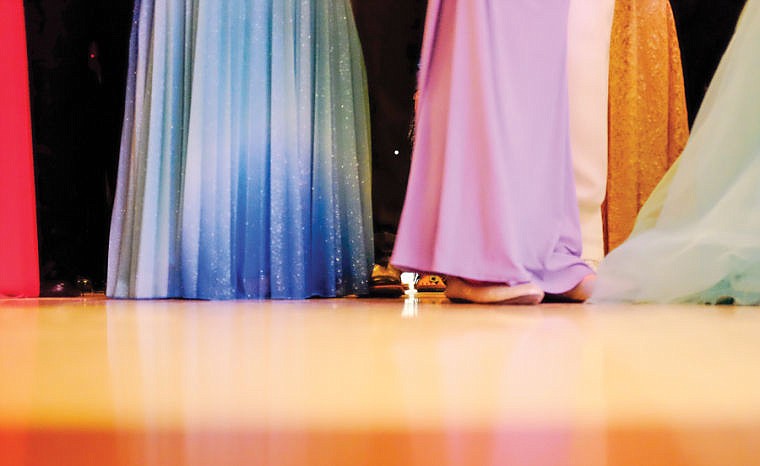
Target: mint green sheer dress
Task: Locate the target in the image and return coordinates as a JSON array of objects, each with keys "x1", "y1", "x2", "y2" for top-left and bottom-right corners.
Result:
[{"x1": 593, "y1": 0, "x2": 760, "y2": 304}]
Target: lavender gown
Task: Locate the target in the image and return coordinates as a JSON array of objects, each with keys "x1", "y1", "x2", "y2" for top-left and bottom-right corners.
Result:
[{"x1": 392, "y1": 0, "x2": 592, "y2": 293}]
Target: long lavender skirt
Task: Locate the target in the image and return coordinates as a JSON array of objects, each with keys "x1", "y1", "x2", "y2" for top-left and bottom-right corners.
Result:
[{"x1": 392, "y1": 0, "x2": 592, "y2": 293}]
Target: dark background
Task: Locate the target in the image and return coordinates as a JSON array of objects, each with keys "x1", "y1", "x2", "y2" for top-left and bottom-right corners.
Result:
[
  {"x1": 24, "y1": 0, "x2": 134, "y2": 292},
  {"x1": 352, "y1": 0, "x2": 427, "y2": 266},
  {"x1": 670, "y1": 0, "x2": 749, "y2": 125}
]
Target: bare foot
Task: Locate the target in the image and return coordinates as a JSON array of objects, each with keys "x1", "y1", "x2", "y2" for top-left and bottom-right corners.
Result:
[
  {"x1": 559, "y1": 274, "x2": 596, "y2": 302},
  {"x1": 445, "y1": 277, "x2": 544, "y2": 305}
]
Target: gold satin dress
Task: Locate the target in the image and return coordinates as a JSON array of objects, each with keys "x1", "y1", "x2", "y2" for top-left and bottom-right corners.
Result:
[{"x1": 605, "y1": 0, "x2": 690, "y2": 252}]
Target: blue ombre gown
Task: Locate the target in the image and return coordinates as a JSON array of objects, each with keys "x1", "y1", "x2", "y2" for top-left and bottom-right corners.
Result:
[
  {"x1": 108, "y1": 0, "x2": 373, "y2": 299},
  {"x1": 592, "y1": 0, "x2": 760, "y2": 304}
]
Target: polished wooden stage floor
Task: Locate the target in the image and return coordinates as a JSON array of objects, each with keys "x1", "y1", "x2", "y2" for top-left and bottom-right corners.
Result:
[{"x1": 1, "y1": 294, "x2": 759, "y2": 465}]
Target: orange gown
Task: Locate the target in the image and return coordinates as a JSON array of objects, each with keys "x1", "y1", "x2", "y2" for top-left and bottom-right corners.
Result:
[
  {"x1": 0, "y1": 1, "x2": 39, "y2": 297},
  {"x1": 605, "y1": 0, "x2": 690, "y2": 252}
]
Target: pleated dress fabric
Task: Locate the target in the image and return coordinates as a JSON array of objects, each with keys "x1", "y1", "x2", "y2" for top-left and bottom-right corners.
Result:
[
  {"x1": 593, "y1": 0, "x2": 760, "y2": 304},
  {"x1": 392, "y1": 0, "x2": 592, "y2": 293},
  {"x1": 0, "y1": 0, "x2": 40, "y2": 298},
  {"x1": 605, "y1": 0, "x2": 690, "y2": 253},
  {"x1": 108, "y1": 0, "x2": 373, "y2": 299}
]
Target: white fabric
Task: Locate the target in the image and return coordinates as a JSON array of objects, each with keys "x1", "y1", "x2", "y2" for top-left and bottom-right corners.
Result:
[{"x1": 567, "y1": 0, "x2": 615, "y2": 266}]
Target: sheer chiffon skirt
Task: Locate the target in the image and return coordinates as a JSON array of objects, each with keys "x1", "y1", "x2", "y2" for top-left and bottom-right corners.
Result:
[{"x1": 593, "y1": 0, "x2": 760, "y2": 304}]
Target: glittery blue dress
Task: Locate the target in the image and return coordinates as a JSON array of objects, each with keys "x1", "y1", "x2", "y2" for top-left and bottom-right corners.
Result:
[{"x1": 108, "y1": 0, "x2": 373, "y2": 299}]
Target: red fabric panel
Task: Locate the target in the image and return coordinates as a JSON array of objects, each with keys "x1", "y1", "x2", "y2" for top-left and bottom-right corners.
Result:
[{"x1": 0, "y1": 0, "x2": 39, "y2": 297}]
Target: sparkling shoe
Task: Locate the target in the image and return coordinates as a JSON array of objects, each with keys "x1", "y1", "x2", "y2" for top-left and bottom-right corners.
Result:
[
  {"x1": 369, "y1": 264, "x2": 405, "y2": 298},
  {"x1": 40, "y1": 279, "x2": 83, "y2": 298},
  {"x1": 415, "y1": 274, "x2": 447, "y2": 292}
]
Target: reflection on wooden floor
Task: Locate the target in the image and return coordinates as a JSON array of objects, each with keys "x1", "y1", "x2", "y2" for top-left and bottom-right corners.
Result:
[{"x1": 1, "y1": 295, "x2": 760, "y2": 465}]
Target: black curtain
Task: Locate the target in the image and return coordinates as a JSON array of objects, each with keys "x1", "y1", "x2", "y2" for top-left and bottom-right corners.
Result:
[{"x1": 24, "y1": 0, "x2": 134, "y2": 291}]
